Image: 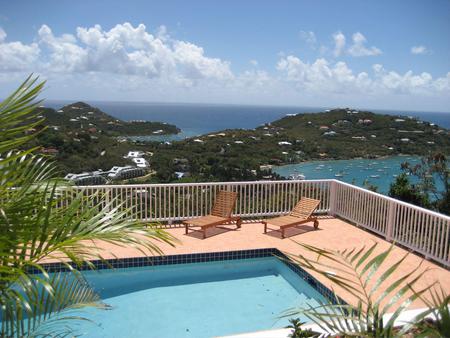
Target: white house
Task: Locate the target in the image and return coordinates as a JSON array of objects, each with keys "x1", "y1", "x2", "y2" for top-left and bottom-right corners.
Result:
[
  {"x1": 132, "y1": 158, "x2": 149, "y2": 168},
  {"x1": 124, "y1": 151, "x2": 144, "y2": 158},
  {"x1": 278, "y1": 141, "x2": 292, "y2": 145}
]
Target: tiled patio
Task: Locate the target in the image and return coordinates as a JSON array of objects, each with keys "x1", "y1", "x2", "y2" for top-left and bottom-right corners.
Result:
[{"x1": 90, "y1": 216, "x2": 450, "y2": 310}]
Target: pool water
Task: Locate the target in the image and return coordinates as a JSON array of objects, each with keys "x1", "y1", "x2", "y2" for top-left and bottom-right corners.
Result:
[{"x1": 74, "y1": 257, "x2": 328, "y2": 338}]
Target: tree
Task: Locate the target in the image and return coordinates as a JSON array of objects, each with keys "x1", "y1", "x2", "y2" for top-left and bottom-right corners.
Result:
[
  {"x1": 389, "y1": 154, "x2": 449, "y2": 215},
  {"x1": 0, "y1": 76, "x2": 176, "y2": 337},
  {"x1": 388, "y1": 173, "x2": 430, "y2": 208}
]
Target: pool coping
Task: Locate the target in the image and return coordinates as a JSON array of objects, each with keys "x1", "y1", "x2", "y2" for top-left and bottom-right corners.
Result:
[{"x1": 31, "y1": 248, "x2": 345, "y2": 306}]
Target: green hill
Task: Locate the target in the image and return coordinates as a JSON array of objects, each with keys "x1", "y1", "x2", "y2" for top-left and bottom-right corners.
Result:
[
  {"x1": 32, "y1": 102, "x2": 179, "y2": 173},
  {"x1": 145, "y1": 108, "x2": 450, "y2": 182}
]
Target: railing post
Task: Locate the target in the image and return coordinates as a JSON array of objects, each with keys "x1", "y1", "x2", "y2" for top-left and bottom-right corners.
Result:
[
  {"x1": 329, "y1": 180, "x2": 337, "y2": 216},
  {"x1": 386, "y1": 200, "x2": 395, "y2": 241}
]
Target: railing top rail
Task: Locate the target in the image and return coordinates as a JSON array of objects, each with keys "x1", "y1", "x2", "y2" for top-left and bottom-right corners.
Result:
[
  {"x1": 74, "y1": 179, "x2": 334, "y2": 189},
  {"x1": 333, "y1": 179, "x2": 450, "y2": 220}
]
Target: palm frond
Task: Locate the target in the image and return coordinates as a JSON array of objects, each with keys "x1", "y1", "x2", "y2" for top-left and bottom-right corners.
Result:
[
  {"x1": 0, "y1": 76, "x2": 178, "y2": 337},
  {"x1": 284, "y1": 242, "x2": 429, "y2": 337}
]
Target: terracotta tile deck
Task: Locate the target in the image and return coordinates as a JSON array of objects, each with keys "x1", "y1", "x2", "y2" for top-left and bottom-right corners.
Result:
[{"x1": 90, "y1": 217, "x2": 449, "y2": 310}]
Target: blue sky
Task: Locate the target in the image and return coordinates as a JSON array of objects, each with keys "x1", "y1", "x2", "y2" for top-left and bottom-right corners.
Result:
[{"x1": 1, "y1": 0, "x2": 449, "y2": 111}]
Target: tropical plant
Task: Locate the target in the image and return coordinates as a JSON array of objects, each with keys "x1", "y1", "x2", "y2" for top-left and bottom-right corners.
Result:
[
  {"x1": 285, "y1": 318, "x2": 319, "y2": 337},
  {"x1": 409, "y1": 284, "x2": 450, "y2": 337},
  {"x1": 283, "y1": 242, "x2": 433, "y2": 337},
  {"x1": 0, "y1": 76, "x2": 176, "y2": 337}
]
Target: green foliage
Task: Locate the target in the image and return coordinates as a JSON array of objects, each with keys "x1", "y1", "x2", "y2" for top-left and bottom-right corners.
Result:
[
  {"x1": 389, "y1": 173, "x2": 431, "y2": 208},
  {"x1": 0, "y1": 76, "x2": 176, "y2": 337},
  {"x1": 283, "y1": 242, "x2": 432, "y2": 337},
  {"x1": 410, "y1": 285, "x2": 450, "y2": 338},
  {"x1": 285, "y1": 318, "x2": 319, "y2": 337},
  {"x1": 389, "y1": 153, "x2": 449, "y2": 215}
]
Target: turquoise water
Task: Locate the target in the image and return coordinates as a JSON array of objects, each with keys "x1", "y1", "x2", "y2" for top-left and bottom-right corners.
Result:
[
  {"x1": 73, "y1": 257, "x2": 327, "y2": 338},
  {"x1": 274, "y1": 156, "x2": 423, "y2": 193}
]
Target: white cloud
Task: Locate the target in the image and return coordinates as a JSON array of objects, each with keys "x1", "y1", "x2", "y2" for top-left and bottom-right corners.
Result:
[
  {"x1": 1, "y1": 23, "x2": 232, "y2": 86},
  {"x1": 411, "y1": 45, "x2": 428, "y2": 55},
  {"x1": 299, "y1": 30, "x2": 317, "y2": 48},
  {"x1": 277, "y1": 55, "x2": 448, "y2": 97},
  {"x1": 0, "y1": 24, "x2": 448, "y2": 111},
  {"x1": 332, "y1": 31, "x2": 346, "y2": 57},
  {"x1": 0, "y1": 27, "x2": 40, "y2": 72},
  {"x1": 347, "y1": 32, "x2": 382, "y2": 57}
]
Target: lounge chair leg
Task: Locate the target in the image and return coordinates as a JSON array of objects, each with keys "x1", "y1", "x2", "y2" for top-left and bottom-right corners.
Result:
[
  {"x1": 263, "y1": 222, "x2": 267, "y2": 233},
  {"x1": 314, "y1": 220, "x2": 319, "y2": 229},
  {"x1": 281, "y1": 228, "x2": 285, "y2": 239},
  {"x1": 203, "y1": 229, "x2": 206, "y2": 239},
  {"x1": 236, "y1": 218, "x2": 242, "y2": 229},
  {"x1": 185, "y1": 223, "x2": 189, "y2": 234}
]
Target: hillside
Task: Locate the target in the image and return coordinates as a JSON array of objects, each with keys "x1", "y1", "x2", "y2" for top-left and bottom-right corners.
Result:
[
  {"x1": 145, "y1": 108, "x2": 450, "y2": 182},
  {"x1": 32, "y1": 102, "x2": 179, "y2": 173}
]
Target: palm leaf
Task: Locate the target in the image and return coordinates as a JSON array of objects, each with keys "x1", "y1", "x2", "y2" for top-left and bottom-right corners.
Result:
[{"x1": 284, "y1": 242, "x2": 429, "y2": 337}]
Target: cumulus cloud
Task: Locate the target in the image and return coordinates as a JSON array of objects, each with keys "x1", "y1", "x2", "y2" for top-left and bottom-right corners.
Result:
[
  {"x1": 0, "y1": 24, "x2": 448, "y2": 110},
  {"x1": 347, "y1": 32, "x2": 382, "y2": 56},
  {"x1": 411, "y1": 45, "x2": 428, "y2": 55},
  {"x1": 332, "y1": 31, "x2": 346, "y2": 57},
  {"x1": 0, "y1": 27, "x2": 40, "y2": 72},
  {"x1": 299, "y1": 30, "x2": 317, "y2": 48},
  {"x1": 1, "y1": 23, "x2": 232, "y2": 85},
  {"x1": 277, "y1": 55, "x2": 448, "y2": 96}
]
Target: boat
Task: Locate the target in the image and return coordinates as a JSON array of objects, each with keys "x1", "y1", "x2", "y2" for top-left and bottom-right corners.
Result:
[
  {"x1": 370, "y1": 175, "x2": 380, "y2": 178},
  {"x1": 335, "y1": 172, "x2": 345, "y2": 178},
  {"x1": 288, "y1": 173, "x2": 306, "y2": 180}
]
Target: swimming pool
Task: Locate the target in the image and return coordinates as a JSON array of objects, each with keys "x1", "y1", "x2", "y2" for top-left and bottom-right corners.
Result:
[{"x1": 41, "y1": 249, "x2": 335, "y2": 338}]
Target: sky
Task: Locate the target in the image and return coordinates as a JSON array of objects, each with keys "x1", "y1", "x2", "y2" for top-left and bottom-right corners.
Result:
[{"x1": 0, "y1": 0, "x2": 449, "y2": 112}]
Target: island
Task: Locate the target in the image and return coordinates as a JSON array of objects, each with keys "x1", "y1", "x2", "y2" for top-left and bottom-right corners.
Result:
[{"x1": 32, "y1": 106, "x2": 450, "y2": 184}]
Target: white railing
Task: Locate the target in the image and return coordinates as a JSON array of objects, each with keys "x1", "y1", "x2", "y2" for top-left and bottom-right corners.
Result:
[
  {"x1": 74, "y1": 179, "x2": 450, "y2": 267},
  {"x1": 74, "y1": 180, "x2": 332, "y2": 222},
  {"x1": 333, "y1": 180, "x2": 450, "y2": 267}
]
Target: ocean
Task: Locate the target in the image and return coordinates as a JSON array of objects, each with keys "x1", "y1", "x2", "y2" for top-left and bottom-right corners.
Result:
[{"x1": 45, "y1": 100, "x2": 450, "y2": 140}]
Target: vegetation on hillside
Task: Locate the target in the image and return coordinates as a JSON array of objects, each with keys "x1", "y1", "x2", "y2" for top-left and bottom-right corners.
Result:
[
  {"x1": 31, "y1": 102, "x2": 450, "y2": 183},
  {"x1": 144, "y1": 109, "x2": 449, "y2": 182},
  {"x1": 31, "y1": 102, "x2": 179, "y2": 173}
]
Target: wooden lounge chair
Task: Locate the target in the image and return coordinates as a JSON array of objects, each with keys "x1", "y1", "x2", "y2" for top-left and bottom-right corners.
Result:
[
  {"x1": 183, "y1": 190, "x2": 241, "y2": 239},
  {"x1": 262, "y1": 197, "x2": 320, "y2": 239}
]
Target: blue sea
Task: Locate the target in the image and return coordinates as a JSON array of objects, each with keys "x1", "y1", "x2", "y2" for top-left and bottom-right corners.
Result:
[{"x1": 45, "y1": 100, "x2": 450, "y2": 140}]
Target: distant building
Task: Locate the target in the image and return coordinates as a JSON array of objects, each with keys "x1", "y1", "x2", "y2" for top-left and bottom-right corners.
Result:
[
  {"x1": 132, "y1": 157, "x2": 149, "y2": 168},
  {"x1": 175, "y1": 171, "x2": 190, "y2": 179},
  {"x1": 323, "y1": 131, "x2": 337, "y2": 136},
  {"x1": 64, "y1": 171, "x2": 107, "y2": 185},
  {"x1": 319, "y1": 125, "x2": 329, "y2": 130},
  {"x1": 108, "y1": 166, "x2": 145, "y2": 180},
  {"x1": 124, "y1": 151, "x2": 145, "y2": 158},
  {"x1": 259, "y1": 164, "x2": 272, "y2": 171},
  {"x1": 278, "y1": 141, "x2": 292, "y2": 145}
]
